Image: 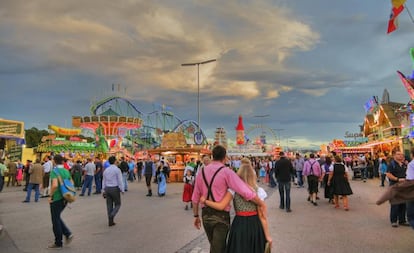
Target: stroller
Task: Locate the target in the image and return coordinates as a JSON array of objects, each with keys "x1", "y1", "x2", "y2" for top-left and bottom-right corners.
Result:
[{"x1": 352, "y1": 165, "x2": 364, "y2": 180}]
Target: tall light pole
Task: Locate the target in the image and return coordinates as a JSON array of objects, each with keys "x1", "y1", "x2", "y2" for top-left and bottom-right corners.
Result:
[
  {"x1": 287, "y1": 138, "x2": 296, "y2": 152},
  {"x1": 273, "y1": 128, "x2": 284, "y2": 146},
  {"x1": 181, "y1": 59, "x2": 216, "y2": 138},
  {"x1": 254, "y1": 114, "x2": 270, "y2": 129},
  {"x1": 254, "y1": 114, "x2": 269, "y2": 144}
]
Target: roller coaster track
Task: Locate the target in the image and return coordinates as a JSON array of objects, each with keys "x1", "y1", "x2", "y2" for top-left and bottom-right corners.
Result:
[
  {"x1": 90, "y1": 96, "x2": 207, "y2": 145},
  {"x1": 90, "y1": 96, "x2": 143, "y2": 116},
  {"x1": 172, "y1": 119, "x2": 207, "y2": 144}
]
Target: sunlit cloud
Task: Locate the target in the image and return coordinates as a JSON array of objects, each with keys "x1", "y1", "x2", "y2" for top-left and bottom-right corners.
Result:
[{"x1": 1, "y1": 0, "x2": 408, "y2": 148}]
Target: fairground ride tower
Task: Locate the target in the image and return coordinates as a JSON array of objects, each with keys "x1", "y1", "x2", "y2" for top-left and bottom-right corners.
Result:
[{"x1": 214, "y1": 127, "x2": 228, "y2": 149}]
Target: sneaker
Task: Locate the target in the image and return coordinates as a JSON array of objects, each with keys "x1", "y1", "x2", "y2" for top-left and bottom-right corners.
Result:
[
  {"x1": 312, "y1": 201, "x2": 318, "y2": 206},
  {"x1": 391, "y1": 223, "x2": 398, "y2": 228},
  {"x1": 65, "y1": 234, "x2": 74, "y2": 245},
  {"x1": 399, "y1": 222, "x2": 410, "y2": 227},
  {"x1": 47, "y1": 243, "x2": 62, "y2": 250},
  {"x1": 286, "y1": 209, "x2": 292, "y2": 213}
]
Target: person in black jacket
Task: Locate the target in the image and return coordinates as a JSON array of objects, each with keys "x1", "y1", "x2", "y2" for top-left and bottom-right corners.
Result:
[
  {"x1": 274, "y1": 152, "x2": 295, "y2": 212},
  {"x1": 143, "y1": 158, "x2": 155, "y2": 196},
  {"x1": 118, "y1": 157, "x2": 129, "y2": 192}
]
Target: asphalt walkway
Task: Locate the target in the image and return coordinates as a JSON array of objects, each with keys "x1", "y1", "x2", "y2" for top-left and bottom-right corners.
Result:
[{"x1": 0, "y1": 176, "x2": 413, "y2": 253}]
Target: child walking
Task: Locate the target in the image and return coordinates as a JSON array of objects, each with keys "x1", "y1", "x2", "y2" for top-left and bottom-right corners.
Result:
[{"x1": 182, "y1": 169, "x2": 194, "y2": 210}]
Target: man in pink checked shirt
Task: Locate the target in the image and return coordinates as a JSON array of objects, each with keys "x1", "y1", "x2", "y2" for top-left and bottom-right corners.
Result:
[{"x1": 192, "y1": 145, "x2": 266, "y2": 253}]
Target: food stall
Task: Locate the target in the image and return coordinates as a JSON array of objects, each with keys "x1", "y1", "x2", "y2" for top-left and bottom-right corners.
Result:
[{"x1": 147, "y1": 132, "x2": 211, "y2": 182}]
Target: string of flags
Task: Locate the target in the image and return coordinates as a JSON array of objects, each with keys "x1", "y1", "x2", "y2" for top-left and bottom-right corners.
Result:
[{"x1": 387, "y1": 0, "x2": 414, "y2": 33}]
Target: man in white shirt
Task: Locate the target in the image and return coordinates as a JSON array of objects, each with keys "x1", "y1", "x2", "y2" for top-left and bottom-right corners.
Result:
[
  {"x1": 80, "y1": 158, "x2": 96, "y2": 196},
  {"x1": 103, "y1": 156, "x2": 124, "y2": 226},
  {"x1": 42, "y1": 156, "x2": 53, "y2": 198}
]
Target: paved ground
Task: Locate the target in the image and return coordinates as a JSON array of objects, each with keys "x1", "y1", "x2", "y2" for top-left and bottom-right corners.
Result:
[{"x1": 0, "y1": 175, "x2": 413, "y2": 253}]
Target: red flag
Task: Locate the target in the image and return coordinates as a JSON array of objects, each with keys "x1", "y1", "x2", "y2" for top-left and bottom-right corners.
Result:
[{"x1": 387, "y1": 4, "x2": 405, "y2": 34}]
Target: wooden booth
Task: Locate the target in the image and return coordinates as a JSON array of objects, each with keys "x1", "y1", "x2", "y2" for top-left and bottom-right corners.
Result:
[{"x1": 147, "y1": 132, "x2": 211, "y2": 182}]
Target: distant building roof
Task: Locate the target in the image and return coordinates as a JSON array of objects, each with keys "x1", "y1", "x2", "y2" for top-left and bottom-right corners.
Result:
[{"x1": 381, "y1": 104, "x2": 401, "y2": 128}]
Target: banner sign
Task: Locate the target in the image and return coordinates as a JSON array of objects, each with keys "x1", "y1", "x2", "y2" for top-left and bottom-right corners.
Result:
[
  {"x1": 0, "y1": 119, "x2": 24, "y2": 139},
  {"x1": 344, "y1": 131, "x2": 364, "y2": 138},
  {"x1": 8, "y1": 145, "x2": 22, "y2": 161}
]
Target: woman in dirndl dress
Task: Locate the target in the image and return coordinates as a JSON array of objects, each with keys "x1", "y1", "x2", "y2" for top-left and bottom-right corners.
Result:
[
  {"x1": 16, "y1": 162, "x2": 24, "y2": 186},
  {"x1": 71, "y1": 161, "x2": 83, "y2": 190},
  {"x1": 156, "y1": 161, "x2": 167, "y2": 197},
  {"x1": 322, "y1": 156, "x2": 334, "y2": 204},
  {"x1": 182, "y1": 169, "x2": 194, "y2": 210},
  {"x1": 328, "y1": 155, "x2": 353, "y2": 211}
]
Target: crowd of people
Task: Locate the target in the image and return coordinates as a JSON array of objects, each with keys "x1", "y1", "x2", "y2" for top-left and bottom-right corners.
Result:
[
  {"x1": 1, "y1": 145, "x2": 413, "y2": 252},
  {"x1": 0, "y1": 154, "x2": 177, "y2": 250},
  {"x1": 190, "y1": 146, "x2": 414, "y2": 253}
]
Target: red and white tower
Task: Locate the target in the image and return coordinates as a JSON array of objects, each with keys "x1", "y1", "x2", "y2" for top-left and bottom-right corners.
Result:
[{"x1": 235, "y1": 115, "x2": 245, "y2": 145}]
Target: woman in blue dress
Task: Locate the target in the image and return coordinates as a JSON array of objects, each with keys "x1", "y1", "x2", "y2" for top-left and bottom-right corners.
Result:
[{"x1": 157, "y1": 161, "x2": 167, "y2": 197}]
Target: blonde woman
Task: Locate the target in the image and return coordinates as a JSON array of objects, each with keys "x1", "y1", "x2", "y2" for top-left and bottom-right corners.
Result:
[{"x1": 200, "y1": 160, "x2": 272, "y2": 253}]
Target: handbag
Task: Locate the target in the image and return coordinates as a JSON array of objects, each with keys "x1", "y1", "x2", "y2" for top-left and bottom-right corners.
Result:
[
  {"x1": 54, "y1": 168, "x2": 76, "y2": 203},
  {"x1": 264, "y1": 241, "x2": 271, "y2": 253}
]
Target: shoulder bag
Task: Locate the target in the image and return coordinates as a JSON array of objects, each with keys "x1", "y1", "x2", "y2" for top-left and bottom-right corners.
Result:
[{"x1": 54, "y1": 168, "x2": 76, "y2": 203}]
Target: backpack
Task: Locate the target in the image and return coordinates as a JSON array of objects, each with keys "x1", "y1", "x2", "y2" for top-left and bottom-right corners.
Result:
[
  {"x1": 323, "y1": 163, "x2": 330, "y2": 173},
  {"x1": 54, "y1": 168, "x2": 76, "y2": 203},
  {"x1": 119, "y1": 161, "x2": 129, "y2": 173}
]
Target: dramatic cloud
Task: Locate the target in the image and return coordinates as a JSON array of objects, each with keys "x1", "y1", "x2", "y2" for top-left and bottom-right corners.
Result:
[{"x1": 0, "y1": 0, "x2": 413, "y2": 149}]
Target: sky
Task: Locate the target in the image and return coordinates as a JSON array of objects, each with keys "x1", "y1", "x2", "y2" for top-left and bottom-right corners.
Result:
[{"x1": 1, "y1": 0, "x2": 414, "y2": 150}]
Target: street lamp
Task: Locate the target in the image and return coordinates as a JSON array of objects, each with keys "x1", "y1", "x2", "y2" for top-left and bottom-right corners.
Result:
[
  {"x1": 287, "y1": 138, "x2": 296, "y2": 152},
  {"x1": 273, "y1": 128, "x2": 284, "y2": 146},
  {"x1": 181, "y1": 59, "x2": 216, "y2": 137},
  {"x1": 254, "y1": 114, "x2": 269, "y2": 144},
  {"x1": 254, "y1": 115, "x2": 270, "y2": 130}
]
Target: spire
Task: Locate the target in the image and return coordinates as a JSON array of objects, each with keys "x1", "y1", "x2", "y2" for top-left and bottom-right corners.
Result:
[
  {"x1": 235, "y1": 115, "x2": 244, "y2": 131},
  {"x1": 381, "y1": 89, "x2": 390, "y2": 104}
]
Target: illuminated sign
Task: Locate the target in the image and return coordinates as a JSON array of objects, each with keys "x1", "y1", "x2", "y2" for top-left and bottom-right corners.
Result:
[
  {"x1": 161, "y1": 132, "x2": 187, "y2": 148},
  {"x1": 332, "y1": 138, "x2": 368, "y2": 148},
  {"x1": 344, "y1": 131, "x2": 363, "y2": 138},
  {"x1": 343, "y1": 140, "x2": 368, "y2": 146},
  {"x1": 0, "y1": 119, "x2": 24, "y2": 138}
]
